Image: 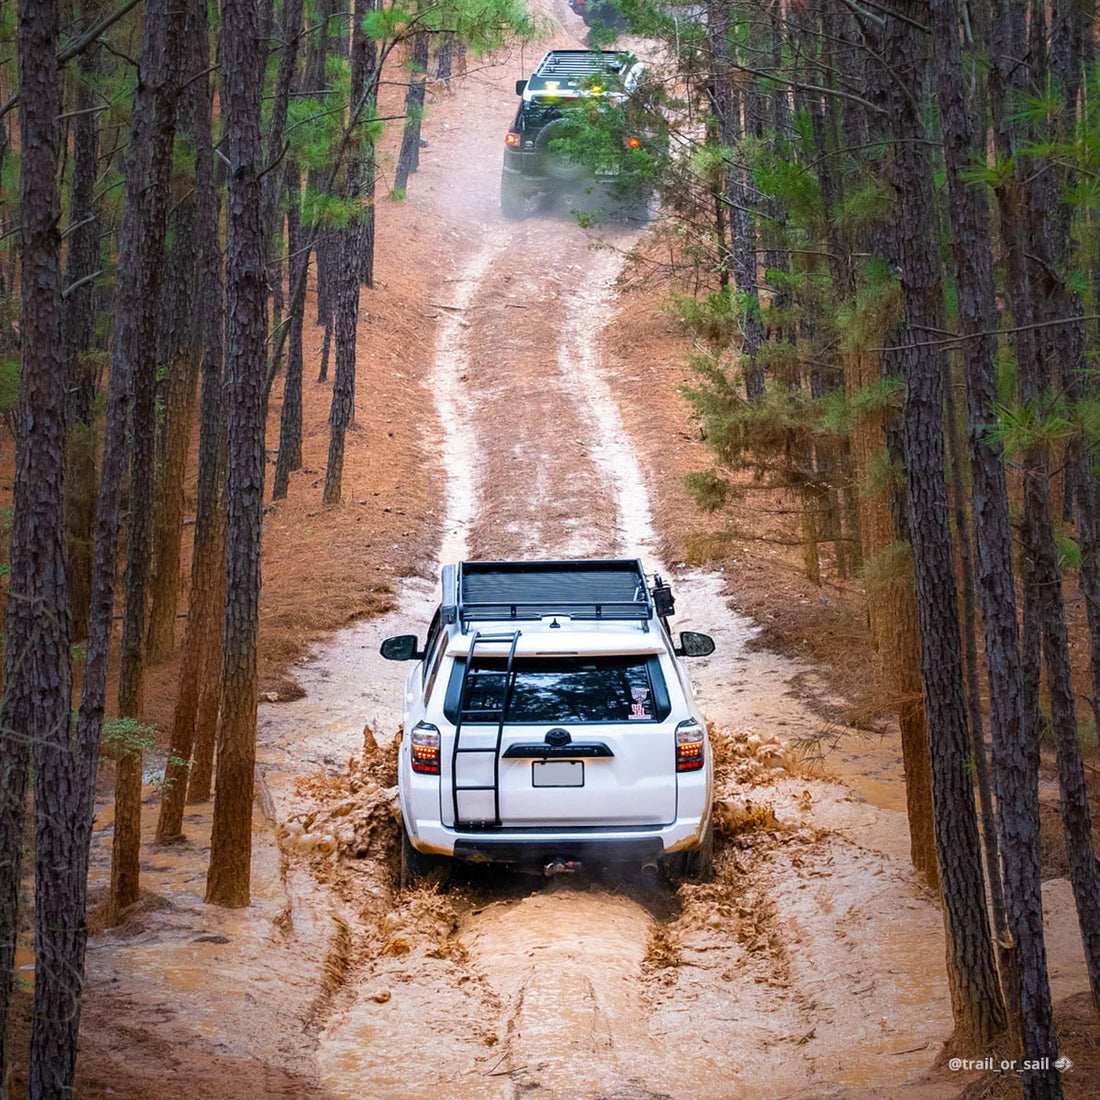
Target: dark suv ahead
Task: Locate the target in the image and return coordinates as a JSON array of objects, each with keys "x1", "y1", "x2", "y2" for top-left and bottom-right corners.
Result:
[{"x1": 500, "y1": 50, "x2": 654, "y2": 220}]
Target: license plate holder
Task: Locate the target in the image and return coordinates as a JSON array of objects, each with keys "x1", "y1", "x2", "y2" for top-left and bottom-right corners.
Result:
[{"x1": 531, "y1": 760, "x2": 584, "y2": 787}]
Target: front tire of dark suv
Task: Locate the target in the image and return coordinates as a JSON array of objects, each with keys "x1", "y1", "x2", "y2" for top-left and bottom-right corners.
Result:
[
  {"x1": 400, "y1": 830, "x2": 451, "y2": 890},
  {"x1": 500, "y1": 172, "x2": 527, "y2": 220}
]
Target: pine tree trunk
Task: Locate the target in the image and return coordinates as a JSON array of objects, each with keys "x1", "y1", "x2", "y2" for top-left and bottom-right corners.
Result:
[
  {"x1": 263, "y1": 0, "x2": 302, "y2": 364},
  {"x1": 988, "y1": 0, "x2": 1100, "y2": 1020},
  {"x1": 273, "y1": 163, "x2": 306, "y2": 500},
  {"x1": 436, "y1": 31, "x2": 454, "y2": 86},
  {"x1": 707, "y1": 0, "x2": 763, "y2": 400},
  {"x1": 146, "y1": 346, "x2": 200, "y2": 662},
  {"x1": 0, "y1": 0, "x2": 71, "y2": 1086},
  {"x1": 206, "y1": 0, "x2": 268, "y2": 909},
  {"x1": 62, "y1": 5, "x2": 102, "y2": 644},
  {"x1": 1075, "y1": 465, "x2": 1100, "y2": 738},
  {"x1": 944, "y1": 357, "x2": 1010, "y2": 977},
  {"x1": 881, "y1": 0, "x2": 1006, "y2": 1047},
  {"x1": 146, "y1": 186, "x2": 202, "y2": 664},
  {"x1": 110, "y1": 0, "x2": 186, "y2": 917},
  {"x1": 158, "y1": 0, "x2": 224, "y2": 840},
  {"x1": 322, "y1": 0, "x2": 373, "y2": 506},
  {"x1": 393, "y1": 30, "x2": 428, "y2": 194}
]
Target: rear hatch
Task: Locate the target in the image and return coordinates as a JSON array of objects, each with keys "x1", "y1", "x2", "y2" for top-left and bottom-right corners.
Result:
[{"x1": 440, "y1": 654, "x2": 676, "y2": 828}]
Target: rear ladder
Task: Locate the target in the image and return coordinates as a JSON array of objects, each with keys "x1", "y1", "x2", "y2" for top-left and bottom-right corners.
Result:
[{"x1": 451, "y1": 630, "x2": 522, "y2": 828}]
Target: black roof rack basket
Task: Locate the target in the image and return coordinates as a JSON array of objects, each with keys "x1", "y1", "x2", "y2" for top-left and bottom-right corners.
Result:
[{"x1": 441, "y1": 559, "x2": 654, "y2": 629}]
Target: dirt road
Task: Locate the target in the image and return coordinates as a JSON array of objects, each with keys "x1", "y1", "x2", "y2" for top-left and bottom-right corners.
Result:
[{"x1": 74, "y1": 6, "x2": 1090, "y2": 1099}]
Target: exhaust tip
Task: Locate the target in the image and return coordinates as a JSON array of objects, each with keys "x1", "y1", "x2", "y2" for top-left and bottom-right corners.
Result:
[
  {"x1": 640, "y1": 860, "x2": 660, "y2": 879},
  {"x1": 544, "y1": 858, "x2": 581, "y2": 876}
]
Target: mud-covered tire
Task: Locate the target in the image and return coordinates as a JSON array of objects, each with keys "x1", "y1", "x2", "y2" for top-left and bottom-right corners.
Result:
[
  {"x1": 400, "y1": 830, "x2": 451, "y2": 890},
  {"x1": 501, "y1": 173, "x2": 527, "y2": 220},
  {"x1": 668, "y1": 819, "x2": 714, "y2": 884}
]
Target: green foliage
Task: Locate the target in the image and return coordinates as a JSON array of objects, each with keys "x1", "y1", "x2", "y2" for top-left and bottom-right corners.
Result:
[
  {"x1": 669, "y1": 287, "x2": 740, "y2": 346},
  {"x1": 101, "y1": 717, "x2": 157, "y2": 760},
  {"x1": 991, "y1": 397, "x2": 1076, "y2": 457},
  {"x1": 683, "y1": 470, "x2": 730, "y2": 512},
  {"x1": 818, "y1": 376, "x2": 902, "y2": 434},
  {"x1": 754, "y1": 157, "x2": 821, "y2": 226},
  {"x1": 1056, "y1": 528, "x2": 1082, "y2": 571},
  {"x1": 831, "y1": 179, "x2": 893, "y2": 233},
  {"x1": 861, "y1": 447, "x2": 906, "y2": 500},
  {"x1": 861, "y1": 539, "x2": 913, "y2": 595},
  {"x1": 153, "y1": 754, "x2": 191, "y2": 794},
  {"x1": 302, "y1": 188, "x2": 366, "y2": 229},
  {"x1": 0, "y1": 354, "x2": 20, "y2": 416},
  {"x1": 836, "y1": 259, "x2": 901, "y2": 352}
]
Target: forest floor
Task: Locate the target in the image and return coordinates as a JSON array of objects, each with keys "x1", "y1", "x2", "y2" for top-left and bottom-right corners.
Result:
[{"x1": 6, "y1": 3, "x2": 1098, "y2": 1098}]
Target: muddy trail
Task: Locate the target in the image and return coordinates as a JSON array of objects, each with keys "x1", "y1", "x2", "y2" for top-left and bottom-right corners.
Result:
[{"x1": 74, "y1": 6, "x2": 1091, "y2": 1100}]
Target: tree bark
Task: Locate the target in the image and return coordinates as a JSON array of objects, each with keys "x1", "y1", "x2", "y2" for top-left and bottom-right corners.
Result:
[
  {"x1": 322, "y1": 0, "x2": 374, "y2": 506},
  {"x1": 931, "y1": 0, "x2": 1059, "y2": 1071},
  {"x1": 393, "y1": 30, "x2": 428, "y2": 194},
  {"x1": 206, "y1": 0, "x2": 268, "y2": 909},
  {"x1": 273, "y1": 163, "x2": 305, "y2": 500},
  {"x1": 62, "y1": 0, "x2": 102, "y2": 644},
  {"x1": 146, "y1": 189, "x2": 202, "y2": 663},
  {"x1": 0, "y1": 0, "x2": 71, "y2": 1087},
  {"x1": 706, "y1": 0, "x2": 763, "y2": 401},
  {"x1": 110, "y1": 0, "x2": 186, "y2": 917},
  {"x1": 987, "y1": 0, "x2": 1100, "y2": 1020},
  {"x1": 881, "y1": 0, "x2": 1006, "y2": 1048},
  {"x1": 157, "y1": 0, "x2": 225, "y2": 841}
]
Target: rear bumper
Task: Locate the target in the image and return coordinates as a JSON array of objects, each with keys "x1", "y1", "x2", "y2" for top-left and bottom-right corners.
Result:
[
  {"x1": 502, "y1": 153, "x2": 624, "y2": 192},
  {"x1": 405, "y1": 813, "x2": 708, "y2": 866}
]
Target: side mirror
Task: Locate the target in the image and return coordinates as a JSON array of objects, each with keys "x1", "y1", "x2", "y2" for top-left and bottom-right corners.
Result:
[
  {"x1": 677, "y1": 631, "x2": 715, "y2": 658},
  {"x1": 380, "y1": 634, "x2": 422, "y2": 661},
  {"x1": 515, "y1": 79, "x2": 527, "y2": 96}
]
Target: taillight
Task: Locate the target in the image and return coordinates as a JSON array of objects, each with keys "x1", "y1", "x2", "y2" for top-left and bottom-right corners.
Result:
[
  {"x1": 675, "y1": 719, "x2": 705, "y2": 772},
  {"x1": 505, "y1": 131, "x2": 520, "y2": 147},
  {"x1": 624, "y1": 135, "x2": 641, "y2": 149},
  {"x1": 410, "y1": 722, "x2": 441, "y2": 774}
]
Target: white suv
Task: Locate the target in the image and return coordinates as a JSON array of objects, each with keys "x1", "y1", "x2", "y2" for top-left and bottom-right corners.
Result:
[{"x1": 381, "y1": 559, "x2": 715, "y2": 884}]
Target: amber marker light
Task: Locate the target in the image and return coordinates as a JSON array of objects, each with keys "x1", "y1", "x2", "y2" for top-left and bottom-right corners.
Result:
[
  {"x1": 675, "y1": 719, "x2": 705, "y2": 772},
  {"x1": 505, "y1": 132, "x2": 520, "y2": 147},
  {"x1": 410, "y1": 722, "x2": 441, "y2": 775},
  {"x1": 625, "y1": 136, "x2": 641, "y2": 149}
]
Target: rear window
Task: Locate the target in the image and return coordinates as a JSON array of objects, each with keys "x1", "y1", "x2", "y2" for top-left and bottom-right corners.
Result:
[
  {"x1": 521, "y1": 99, "x2": 565, "y2": 130},
  {"x1": 444, "y1": 655, "x2": 670, "y2": 724}
]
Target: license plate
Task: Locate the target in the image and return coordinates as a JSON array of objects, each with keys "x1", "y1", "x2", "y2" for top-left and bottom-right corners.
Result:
[{"x1": 532, "y1": 760, "x2": 584, "y2": 787}]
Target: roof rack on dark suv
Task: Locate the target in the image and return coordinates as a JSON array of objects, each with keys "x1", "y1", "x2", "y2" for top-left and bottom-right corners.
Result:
[{"x1": 527, "y1": 49, "x2": 627, "y2": 88}]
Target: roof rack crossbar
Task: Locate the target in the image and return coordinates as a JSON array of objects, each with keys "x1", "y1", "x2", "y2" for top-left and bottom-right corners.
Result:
[{"x1": 442, "y1": 559, "x2": 655, "y2": 629}]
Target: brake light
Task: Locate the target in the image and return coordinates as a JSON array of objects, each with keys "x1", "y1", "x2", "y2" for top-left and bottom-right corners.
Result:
[
  {"x1": 675, "y1": 719, "x2": 705, "y2": 772},
  {"x1": 410, "y1": 722, "x2": 441, "y2": 774},
  {"x1": 625, "y1": 136, "x2": 641, "y2": 149},
  {"x1": 505, "y1": 131, "x2": 520, "y2": 147}
]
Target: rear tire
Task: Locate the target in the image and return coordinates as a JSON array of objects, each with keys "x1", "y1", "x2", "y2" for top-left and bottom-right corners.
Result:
[
  {"x1": 668, "y1": 819, "x2": 714, "y2": 884},
  {"x1": 501, "y1": 173, "x2": 526, "y2": 220},
  {"x1": 400, "y1": 830, "x2": 451, "y2": 890}
]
